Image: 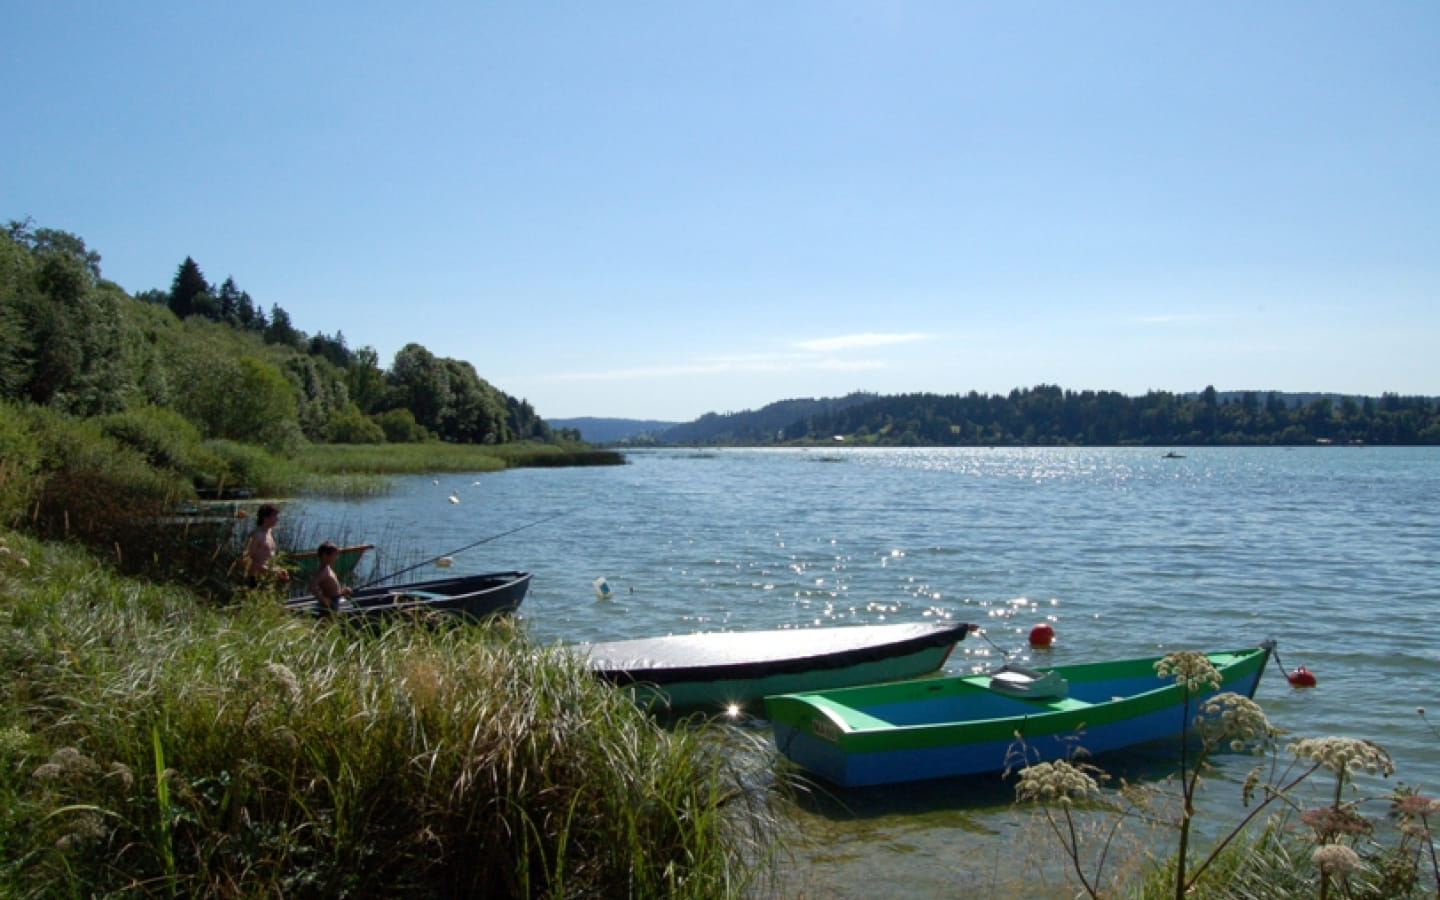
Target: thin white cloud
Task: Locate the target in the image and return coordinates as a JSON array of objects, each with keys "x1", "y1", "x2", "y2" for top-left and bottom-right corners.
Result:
[
  {"x1": 505, "y1": 333, "x2": 926, "y2": 386},
  {"x1": 813, "y1": 358, "x2": 886, "y2": 371},
  {"x1": 512, "y1": 352, "x2": 885, "y2": 384},
  {"x1": 793, "y1": 332, "x2": 929, "y2": 352},
  {"x1": 1128, "y1": 313, "x2": 1215, "y2": 325}
]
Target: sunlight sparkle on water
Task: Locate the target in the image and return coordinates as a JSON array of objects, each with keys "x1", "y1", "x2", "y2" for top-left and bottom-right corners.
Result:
[{"x1": 300, "y1": 444, "x2": 1440, "y2": 897}]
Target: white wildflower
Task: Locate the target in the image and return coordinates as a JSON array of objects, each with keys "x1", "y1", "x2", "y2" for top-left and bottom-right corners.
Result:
[
  {"x1": 1311, "y1": 842, "x2": 1362, "y2": 875},
  {"x1": 1197, "y1": 692, "x2": 1277, "y2": 751},
  {"x1": 106, "y1": 761, "x2": 134, "y2": 791},
  {"x1": 1015, "y1": 760, "x2": 1100, "y2": 805},
  {"x1": 54, "y1": 812, "x2": 108, "y2": 851},
  {"x1": 1155, "y1": 651, "x2": 1221, "y2": 692},
  {"x1": 1289, "y1": 737, "x2": 1394, "y2": 778},
  {"x1": 266, "y1": 661, "x2": 302, "y2": 704},
  {"x1": 0, "y1": 725, "x2": 32, "y2": 757},
  {"x1": 37, "y1": 747, "x2": 100, "y2": 779}
]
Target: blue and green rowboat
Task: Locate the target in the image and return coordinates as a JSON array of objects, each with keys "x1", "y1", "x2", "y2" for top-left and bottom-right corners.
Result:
[{"x1": 765, "y1": 643, "x2": 1274, "y2": 787}]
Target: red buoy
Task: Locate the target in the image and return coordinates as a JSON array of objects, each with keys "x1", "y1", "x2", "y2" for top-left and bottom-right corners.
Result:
[
  {"x1": 1287, "y1": 666, "x2": 1317, "y2": 688},
  {"x1": 1028, "y1": 623, "x2": 1055, "y2": 649}
]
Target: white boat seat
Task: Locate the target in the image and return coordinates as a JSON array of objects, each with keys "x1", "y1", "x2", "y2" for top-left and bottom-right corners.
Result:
[{"x1": 988, "y1": 665, "x2": 1070, "y2": 700}]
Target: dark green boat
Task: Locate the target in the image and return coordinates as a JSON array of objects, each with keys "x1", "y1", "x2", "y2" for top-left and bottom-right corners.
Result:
[{"x1": 286, "y1": 543, "x2": 374, "y2": 583}]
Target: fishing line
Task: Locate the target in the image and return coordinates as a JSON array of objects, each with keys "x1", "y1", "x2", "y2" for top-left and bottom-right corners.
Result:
[
  {"x1": 355, "y1": 511, "x2": 567, "y2": 589},
  {"x1": 973, "y1": 627, "x2": 1013, "y2": 662}
]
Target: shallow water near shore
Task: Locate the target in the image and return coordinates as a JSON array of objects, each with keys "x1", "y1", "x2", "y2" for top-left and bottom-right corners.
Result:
[{"x1": 296, "y1": 446, "x2": 1440, "y2": 898}]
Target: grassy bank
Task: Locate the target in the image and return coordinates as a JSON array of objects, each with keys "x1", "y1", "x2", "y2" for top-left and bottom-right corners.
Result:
[
  {"x1": 0, "y1": 529, "x2": 775, "y2": 898},
  {"x1": 295, "y1": 441, "x2": 625, "y2": 476},
  {"x1": 0, "y1": 396, "x2": 623, "y2": 593}
]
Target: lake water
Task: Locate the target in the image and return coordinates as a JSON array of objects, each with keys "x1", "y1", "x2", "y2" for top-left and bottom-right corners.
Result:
[{"x1": 294, "y1": 446, "x2": 1440, "y2": 898}]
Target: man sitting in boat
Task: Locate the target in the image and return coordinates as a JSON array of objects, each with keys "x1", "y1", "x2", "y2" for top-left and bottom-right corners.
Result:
[{"x1": 307, "y1": 541, "x2": 354, "y2": 614}]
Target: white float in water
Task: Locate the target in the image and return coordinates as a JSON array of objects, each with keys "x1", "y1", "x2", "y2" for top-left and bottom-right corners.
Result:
[
  {"x1": 436, "y1": 556, "x2": 454, "y2": 568},
  {"x1": 593, "y1": 576, "x2": 614, "y2": 600}
]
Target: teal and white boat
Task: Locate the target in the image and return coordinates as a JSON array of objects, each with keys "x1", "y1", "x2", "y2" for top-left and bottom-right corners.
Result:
[
  {"x1": 765, "y1": 644, "x2": 1274, "y2": 787},
  {"x1": 581, "y1": 621, "x2": 974, "y2": 713}
]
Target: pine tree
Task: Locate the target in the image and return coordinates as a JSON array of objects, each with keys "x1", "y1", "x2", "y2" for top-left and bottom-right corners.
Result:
[
  {"x1": 217, "y1": 276, "x2": 243, "y2": 324},
  {"x1": 264, "y1": 304, "x2": 302, "y2": 348},
  {"x1": 168, "y1": 257, "x2": 210, "y2": 319}
]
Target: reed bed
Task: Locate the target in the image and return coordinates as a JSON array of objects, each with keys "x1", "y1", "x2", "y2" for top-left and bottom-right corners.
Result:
[
  {"x1": 300, "y1": 444, "x2": 528, "y2": 476},
  {"x1": 295, "y1": 442, "x2": 623, "y2": 477},
  {"x1": 296, "y1": 442, "x2": 510, "y2": 476},
  {"x1": 0, "y1": 529, "x2": 777, "y2": 899}
]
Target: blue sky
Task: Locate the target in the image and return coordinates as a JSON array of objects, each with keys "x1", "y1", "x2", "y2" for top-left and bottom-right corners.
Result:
[{"x1": 6, "y1": 2, "x2": 1436, "y2": 421}]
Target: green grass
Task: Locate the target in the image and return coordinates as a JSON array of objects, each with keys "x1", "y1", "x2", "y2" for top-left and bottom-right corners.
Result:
[
  {"x1": 295, "y1": 441, "x2": 623, "y2": 477},
  {"x1": 0, "y1": 528, "x2": 777, "y2": 899}
]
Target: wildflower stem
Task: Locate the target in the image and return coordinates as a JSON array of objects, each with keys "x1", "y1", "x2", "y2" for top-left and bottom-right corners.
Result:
[
  {"x1": 1419, "y1": 708, "x2": 1440, "y2": 742},
  {"x1": 1182, "y1": 764, "x2": 1323, "y2": 894},
  {"x1": 1172, "y1": 692, "x2": 1200, "y2": 900},
  {"x1": 1062, "y1": 806, "x2": 1102, "y2": 900},
  {"x1": 1421, "y1": 810, "x2": 1440, "y2": 900}
]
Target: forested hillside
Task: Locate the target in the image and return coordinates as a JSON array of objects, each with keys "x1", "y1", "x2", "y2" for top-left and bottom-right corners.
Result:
[
  {"x1": 643, "y1": 386, "x2": 1440, "y2": 446},
  {"x1": 545, "y1": 417, "x2": 679, "y2": 443},
  {"x1": 783, "y1": 386, "x2": 1440, "y2": 446},
  {"x1": 657, "y1": 393, "x2": 878, "y2": 444},
  {"x1": 0, "y1": 220, "x2": 571, "y2": 454}
]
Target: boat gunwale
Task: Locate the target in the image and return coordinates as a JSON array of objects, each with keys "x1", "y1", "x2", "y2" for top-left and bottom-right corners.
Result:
[
  {"x1": 767, "y1": 646, "x2": 1271, "y2": 752},
  {"x1": 283, "y1": 570, "x2": 532, "y2": 617},
  {"x1": 587, "y1": 621, "x2": 973, "y2": 687}
]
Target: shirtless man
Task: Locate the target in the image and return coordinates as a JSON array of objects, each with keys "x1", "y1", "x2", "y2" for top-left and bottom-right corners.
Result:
[
  {"x1": 244, "y1": 504, "x2": 289, "y2": 583},
  {"x1": 307, "y1": 541, "x2": 353, "y2": 613}
]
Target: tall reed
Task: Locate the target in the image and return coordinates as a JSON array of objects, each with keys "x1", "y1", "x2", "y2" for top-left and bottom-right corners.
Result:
[
  {"x1": 0, "y1": 530, "x2": 776, "y2": 898},
  {"x1": 295, "y1": 442, "x2": 623, "y2": 476}
]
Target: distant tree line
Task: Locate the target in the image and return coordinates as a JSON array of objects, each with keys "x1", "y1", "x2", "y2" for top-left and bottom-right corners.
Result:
[
  {"x1": 1, "y1": 219, "x2": 577, "y2": 453},
  {"x1": 660, "y1": 393, "x2": 879, "y2": 443},
  {"x1": 778, "y1": 385, "x2": 1440, "y2": 446},
  {"x1": 632, "y1": 387, "x2": 1439, "y2": 446}
]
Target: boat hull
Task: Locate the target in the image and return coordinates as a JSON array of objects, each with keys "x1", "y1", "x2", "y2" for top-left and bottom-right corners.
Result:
[
  {"x1": 582, "y1": 621, "x2": 971, "y2": 712},
  {"x1": 286, "y1": 543, "x2": 374, "y2": 583},
  {"x1": 285, "y1": 571, "x2": 531, "y2": 623},
  {"x1": 766, "y1": 645, "x2": 1272, "y2": 787}
]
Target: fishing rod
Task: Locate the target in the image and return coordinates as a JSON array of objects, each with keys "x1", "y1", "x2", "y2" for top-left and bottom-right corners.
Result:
[{"x1": 355, "y1": 511, "x2": 567, "y2": 589}]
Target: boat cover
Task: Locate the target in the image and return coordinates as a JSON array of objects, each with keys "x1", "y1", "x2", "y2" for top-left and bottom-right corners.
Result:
[{"x1": 582, "y1": 621, "x2": 972, "y2": 686}]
